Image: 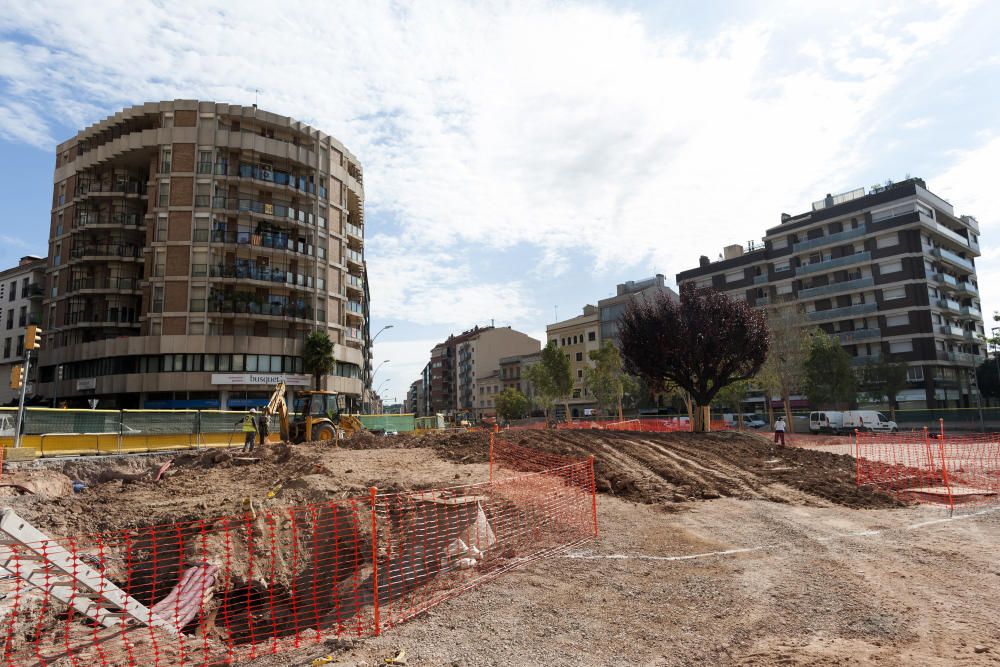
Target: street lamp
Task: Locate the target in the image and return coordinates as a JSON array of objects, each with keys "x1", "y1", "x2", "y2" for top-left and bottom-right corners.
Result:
[
  {"x1": 372, "y1": 359, "x2": 390, "y2": 380},
  {"x1": 372, "y1": 324, "x2": 394, "y2": 343}
]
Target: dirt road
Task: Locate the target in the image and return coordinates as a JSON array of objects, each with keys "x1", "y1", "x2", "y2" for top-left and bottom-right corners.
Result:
[{"x1": 245, "y1": 497, "x2": 1000, "y2": 667}]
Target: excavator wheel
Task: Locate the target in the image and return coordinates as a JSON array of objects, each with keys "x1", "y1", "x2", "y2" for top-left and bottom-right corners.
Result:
[{"x1": 313, "y1": 423, "x2": 337, "y2": 442}]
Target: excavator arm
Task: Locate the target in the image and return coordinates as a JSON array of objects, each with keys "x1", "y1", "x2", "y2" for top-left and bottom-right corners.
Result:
[{"x1": 266, "y1": 381, "x2": 290, "y2": 441}]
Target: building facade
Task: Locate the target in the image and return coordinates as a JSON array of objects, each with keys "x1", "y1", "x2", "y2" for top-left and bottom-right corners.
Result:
[
  {"x1": 545, "y1": 305, "x2": 601, "y2": 417},
  {"x1": 676, "y1": 178, "x2": 985, "y2": 409},
  {"x1": 597, "y1": 274, "x2": 678, "y2": 346},
  {"x1": 459, "y1": 327, "x2": 541, "y2": 417},
  {"x1": 0, "y1": 256, "x2": 46, "y2": 405},
  {"x1": 39, "y1": 100, "x2": 370, "y2": 409}
]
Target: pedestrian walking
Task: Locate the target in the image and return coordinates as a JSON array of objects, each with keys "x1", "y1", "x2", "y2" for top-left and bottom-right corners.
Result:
[
  {"x1": 256, "y1": 408, "x2": 271, "y2": 448},
  {"x1": 236, "y1": 409, "x2": 258, "y2": 452},
  {"x1": 773, "y1": 416, "x2": 787, "y2": 446}
]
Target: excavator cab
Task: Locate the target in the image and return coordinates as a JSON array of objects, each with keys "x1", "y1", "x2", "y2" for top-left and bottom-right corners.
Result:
[{"x1": 292, "y1": 391, "x2": 344, "y2": 442}]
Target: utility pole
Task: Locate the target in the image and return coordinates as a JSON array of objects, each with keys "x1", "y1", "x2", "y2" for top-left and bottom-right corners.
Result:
[{"x1": 13, "y1": 325, "x2": 43, "y2": 448}]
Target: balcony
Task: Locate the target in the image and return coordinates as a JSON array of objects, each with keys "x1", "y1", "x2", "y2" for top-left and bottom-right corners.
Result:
[
  {"x1": 955, "y1": 282, "x2": 978, "y2": 296},
  {"x1": 70, "y1": 277, "x2": 142, "y2": 292},
  {"x1": 937, "y1": 298, "x2": 962, "y2": 313},
  {"x1": 836, "y1": 328, "x2": 882, "y2": 343},
  {"x1": 937, "y1": 350, "x2": 975, "y2": 364},
  {"x1": 75, "y1": 179, "x2": 147, "y2": 197},
  {"x1": 27, "y1": 284, "x2": 44, "y2": 300},
  {"x1": 933, "y1": 272, "x2": 959, "y2": 288},
  {"x1": 74, "y1": 211, "x2": 144, "y2": 228},
  {"x1": 207, "y1": 229, "x2": 314, "y2": 256},
  {"x1": 792, "y1": 225, "x2": 867, "y2": 253},
  {"x1": 797, "y1": 251, "x2": 871, "y2": 276},
  {"x1": 850, "y1": 353, "x2": 882, "y2": 367},
  {"x1": 807, "y1": 302, "x2": 877, "y2": 321},
  {"x1": 69, "y1": 245, "x2": 143, "y2": 261},
  {"x1": 798, "y1": 277, "x2": 873, "y2": 300},
  {"x1": 209, "y1": 195, "x2": 316, "y2": 226},
  {"x1": 939, "y1": 325, "x2": 966, "y2": 337},
  {"x1": 236, "y1": 163, "x2": 317, "y2": 195},
  {"x1": 345, "y1": 223, "x2": 363, "y2": 241},
  {"x1": 345, "y1": 275, "x2": 364, "y2": 293},
  {"x1": 208, "y1": 264, "x2": 314, "y2": 288},
  {"x1": 207, "y1": 298, "x2": 315, "y2": 320},
  {"x1": 345, "y1": 248, "x2": 364, "y2": 266},
  {"x1": 930, "y1": 247, "x2": 975, "y2": 272},
  {"x1": 961, "y1": 305, "x2": 982, "y2": 319},
  {"x1": 755, "y1": 296, "x2": 770, "y2": 307}
]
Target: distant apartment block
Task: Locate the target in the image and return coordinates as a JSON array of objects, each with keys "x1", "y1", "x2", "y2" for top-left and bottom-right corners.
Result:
[
  {"x1": 676, "y1": 178, "x2": 985, "y2": 410},
  {"x1": 426, "y1": 325, "x2": 541, "y2": 417},
  {"x1": 0, "y1": 256, "x2": 46, "y2": 404},
  {"x1": 546, "y1": 275, "x2": 678, "y2": 418}
]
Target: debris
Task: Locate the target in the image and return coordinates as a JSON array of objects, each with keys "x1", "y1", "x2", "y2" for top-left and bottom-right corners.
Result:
[
  {"x1": 385, "y1": 649, "x2": 407, "y2": 665},
  {"x1": 311, "y1": 655, "x2": 336, "y2": 666},
  {"x1": 974, "y1": 646, "x2": 990, "y2": 654}
]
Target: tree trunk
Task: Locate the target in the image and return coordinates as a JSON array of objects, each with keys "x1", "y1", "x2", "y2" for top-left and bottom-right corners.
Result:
[
  {"x1": 782, "y1": 395, "x2": 792, "y2": 432},
  {"x1": 737, "y1": 402, "x2": 745, "y2": 433},
  {"x1": 692, "y1": 405, "x2": 712, "y2": 432},
  {"x1": 889, "y1": 398, "x2": 896, "y2": 421},
  {"x1": 564, "y1": 400, "x2": 572, "y2": 423},
  {"x1": 314, "y1": 373, "x2": 321, "y2": 391},
  {"x1": 684, "y1": 392, "x2": 694, "y2": 431},
  {"x1": 766, "y1": 394, "x2": 775, "y2": 431},
  {"x1": 617, "y1": 396, "x2": 623, "y2": 422}
]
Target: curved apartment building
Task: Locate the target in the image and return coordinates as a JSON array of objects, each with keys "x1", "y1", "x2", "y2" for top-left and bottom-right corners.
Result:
[{"x1": 38, "y1": 100, "x2": 371, "y2": 409}]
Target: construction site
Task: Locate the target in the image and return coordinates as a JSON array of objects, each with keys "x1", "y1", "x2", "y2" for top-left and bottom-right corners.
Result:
[{"x1": 0, "y1": 412, "x2": 998, "y2": 666}]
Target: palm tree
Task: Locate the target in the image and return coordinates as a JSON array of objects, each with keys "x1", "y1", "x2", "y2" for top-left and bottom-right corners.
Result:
[{"x1": 303, "y1": 331, "x2": 335, "y2": 390}]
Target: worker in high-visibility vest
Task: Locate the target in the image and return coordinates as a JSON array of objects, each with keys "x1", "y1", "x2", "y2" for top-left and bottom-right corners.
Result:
[{"x1": 235, "y1": 409, "x2": 258, "y2": 452}]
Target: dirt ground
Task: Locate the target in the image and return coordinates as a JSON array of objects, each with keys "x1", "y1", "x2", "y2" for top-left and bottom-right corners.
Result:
[{"x1": 2, "y1": 430, "x2": 999, "y2": 666}]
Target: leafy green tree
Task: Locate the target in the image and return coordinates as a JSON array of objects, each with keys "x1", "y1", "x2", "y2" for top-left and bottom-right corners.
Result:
[
  {"x1": 714, "y1": 379, "x2": 750, "y2": 430},
  {"x1": 860, "y1": 356, "x2": 909, "y2": 419},
  {"x1": 804, "y1": 334, "x2": 857, "y2": 409},
  {"x1": 976, "y1": 359, "x2": 1000, "y2": 406},
  {"x1": 524, "y1": 342, "x2": 573, "y2": 421},
  {"x1": 583, "y1": 341, "x2": 627, "y2": 419},
  {"x1": 759, "y1": 305, "x2": 813, "y2": 423},
  {"x1": 494, "y1": 388, "x2": 530, "y2": 421},
  {"x1": 303, "y1": 331, "x2": 335, "y2": 390},
  {"x1": 618, "y1": 284, "x2": 770, "y2": 432}
]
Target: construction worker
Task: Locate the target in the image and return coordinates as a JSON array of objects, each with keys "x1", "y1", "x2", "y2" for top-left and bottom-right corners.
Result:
[
  {"x1": 237, "y1": 409, "x2": 258, "y2": 452},
  {"x1": 256, "y1": 407, "x2": 271, "y2": 448},
  {"x1": 773, "y1": 415, "x2": 787, "y2": 446}
]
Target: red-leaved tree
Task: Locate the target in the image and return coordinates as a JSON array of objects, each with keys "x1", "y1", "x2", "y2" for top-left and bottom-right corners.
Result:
[{"x1": 618, "y1": 283, "x2": 770, "y2": 432}]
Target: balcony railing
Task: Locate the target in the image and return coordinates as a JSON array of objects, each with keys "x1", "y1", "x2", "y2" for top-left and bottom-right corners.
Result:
[
  {"x1": 71, "y1": 277, "x2": 142, "y2": 291},
  {"x1": 939, "y1": 325, "x2": 966, "y2": 337},
  {"x1": 792, "y1": 225, "x2": 867, "y2": 252},
  {"x1": 206, "y1": 229, "x2": 314, "y2": 256},
  {"x1": 346, "y1": 301, "x2": 364, "y2": 314},
  {"x1": 836, "y1": 328, "x2": 882, "y2": 343},
  {"x1": 937, "y1": 350, "x2": 975, "y2": 364},
  {"x1": 206, "y1": 300, "x2": 315, "y2": 320},
  {"x1": 208, "y1": 196, "x2": 316, "y2": 225},
  {"x1": 345, "y1": 223, "x2": 363, "y2": 239},
  {"x1": 345, "y1": 248, "x2": 363, "y2": 265},
  {"x1": 807, "y1": 302, "x2": 877, "y2": 321},
  {"x1": 74, "y1": 212, "x2": 144, "y2": 227},
  {"x1": 797, "y1": 251, "x2": 871, "y2": 276},
  {"x1": 930, "y1": 247, "x2": 975, "y2": 272},
  {"x1": 237, "y1": 163, "x2": 316, "y2": 194},
  {"x1": 69, "y1": 245, "x2": 143, "y2": 260},
  {"x1": 346, "y1": 275, "x2": 364, "y2": 290},
  {"x1": 27, "y1": 284, "x2": 44, "y2": 299},
  {"x1": 956, "y1": 282, "x2": 979, "y2": 296},
  {"x1": 961, "y1": 305, "x2": 982, "y2": 318},
  {"x1": 63, "y1": 311, "x2": 139, "y2": 326},
  {"x1": 933, "y1": 272, "x2": 959, "y2": 287},
  {"x1": 798, "y1": 277, "x2": 873, "y2": 300},
  {"x1": 75, "y1": 180, "x2": 147, "y2": 196},
  {"x1": 937, "y1": 298, "x2": 962, "y2": 312},
  {"x1": 850, "y1": 353, "x2": 882, "y2": 367},
  {"x1": 208, "y1": 264, "x2": 314, "y2": 287}
]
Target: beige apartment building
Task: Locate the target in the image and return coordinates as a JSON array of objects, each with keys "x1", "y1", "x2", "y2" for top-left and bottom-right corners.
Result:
[
  {"x1": 38, "y1": 100, "x2": 371, "y2": 409},
  {"x1": 460, "y1": 327, "x2": 541, "y2": 418},
  {"x1": 0, "y1": 256, "x2": 46, "y2": 405},
  {"x1": 545, "y1": 305, "x2": 601, "y2": 417}
]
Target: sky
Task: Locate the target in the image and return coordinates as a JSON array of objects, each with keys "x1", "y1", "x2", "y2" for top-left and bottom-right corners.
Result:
[{"x1": 0, "y1": 0, "x2": 998, "y2": 406}]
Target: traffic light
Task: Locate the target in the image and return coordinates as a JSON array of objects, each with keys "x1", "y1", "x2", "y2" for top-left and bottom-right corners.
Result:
[
  {"x1": 9, "y1": 365, "x2": 23, "y2": 390},
  {"x1": 25, "y1": 325, "x2": 42, "y2": 351}
]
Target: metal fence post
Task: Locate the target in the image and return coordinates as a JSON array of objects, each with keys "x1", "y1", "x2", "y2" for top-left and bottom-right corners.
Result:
[
  {"x1": 589, "y1": 455, "x2": 599, "y2": 536},
  {"x1": 195, "y1": 410, "x2": 202, "y2": 449},
  {"x1": 489, "y1": 432, "x2": 494, "y2": 483},
  {"x1": 369, "y1": 486, "x2": 380, "y2": 637},
  {"x1": 118, "y1": 409, "x2": 124, "y2": 455}
]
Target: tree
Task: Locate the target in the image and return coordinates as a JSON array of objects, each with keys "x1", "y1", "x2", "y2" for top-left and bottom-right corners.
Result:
[
  {"x1": 859, "y1": 356, "x2": 909, "y2": 419},
  {"x1": 525, "y1": 341, "x2": 574, "y2": 422},
  {"x1": 714, "y1": 379, "x2": 750, "y2": 430},
  {"x1": 759, "y1": 305, "x2": 813, "y2": 423},
  {"x1": 976, "y1": 359, "x2": 1000, "y2": 406},
  {"x1": 494, "y1": 388, "x2": 530, "y2": 421},
  {"x1": 303, "y1": 331, "x2": 335, "y2": 390},
  {"x1": 803, "y1": 334, "x2": 856, "y2": 408},
  {"x1": 618, "y1": 283, "x2": 770, "y2": 432},
  {"x1": 582, "y1": 341, "x2": 627, "y2": 419}
]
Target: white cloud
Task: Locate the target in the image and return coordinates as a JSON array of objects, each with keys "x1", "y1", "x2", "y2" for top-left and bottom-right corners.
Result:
[
  {"x1": 903, "y1": 117, "x2": 932, "y2": 129},
  {"x1": 0, "y1": 100, "x2": 54, "y2": 148},
  {"x1": 933, "y1": 134, "x2": 1000, "y2": 321}
]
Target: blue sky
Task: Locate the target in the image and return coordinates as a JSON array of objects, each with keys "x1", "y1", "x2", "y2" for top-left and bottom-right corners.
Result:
[{"x1": 1, "y1": 0, "x2": 998, "y2": 405}]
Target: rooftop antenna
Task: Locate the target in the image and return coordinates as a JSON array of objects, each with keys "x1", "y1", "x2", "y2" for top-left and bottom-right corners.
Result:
[
  {"x1": 554, "y1": 305, "x2": 558, "y2": 321},
  {"x1": 254, "y1": 88, "x2": 261, "y2": 107}
]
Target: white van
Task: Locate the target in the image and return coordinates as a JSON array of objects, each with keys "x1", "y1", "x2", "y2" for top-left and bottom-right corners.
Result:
[
  {"x1": 810, "y1": 410, "x2": 898, "y2": 434},
  {"x1": 842, "y1": 410, "x2": 898, "y2": 433},
  {"x1": 723, "y1": 413, "x2": 768, "y2": 429},
  {"x1": 809, "y1": 411, "x2": 844, "y2": 434}
]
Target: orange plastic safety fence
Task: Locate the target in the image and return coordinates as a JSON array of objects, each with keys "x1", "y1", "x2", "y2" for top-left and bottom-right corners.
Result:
[
  {"x1": 0, "y1": 444, "x2": 596, "y2": 666},
  {"x1": 855, "y1": 430, "x2": 1000, "y2": 510}
]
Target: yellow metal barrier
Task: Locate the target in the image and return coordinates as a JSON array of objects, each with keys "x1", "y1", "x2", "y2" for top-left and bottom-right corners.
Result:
[
  {"x1": 97, "y1": 433, "x2": 120, "y2": 455},
  {"x1": 40, "y1": 433, "x2": 102, "y2": 457}
]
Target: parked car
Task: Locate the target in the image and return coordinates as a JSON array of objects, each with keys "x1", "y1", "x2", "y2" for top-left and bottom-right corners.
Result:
[{"x1": 809, "y1": 411, "x2": 844, "y2": 434}]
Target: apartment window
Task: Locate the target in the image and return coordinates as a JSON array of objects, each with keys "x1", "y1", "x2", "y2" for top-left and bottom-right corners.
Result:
[
  {"x1": 588, "y1": 331, "x2": 596, "y2": 341},
  {"x1": 906, "y1": 367, "x2": 924, "y2": 382},
  {"x1": 576, "y1": 352, "x2": 583, "y2": 362},
  {"x1": 5, "y1": 309, "x2": 12, "y2": 329},
  {"x1": 2, "y1": 338, "x2": 9, "y2": 358},
  {"x1": 886, "y1": 313, "x2": 910, "y2": 327},
  {"x1": 58, "y1": 183, "x2": 66, "y2": 206},
  {"x1": 7, "y1": 282, "x2": 14, "y2": 301},
  {"x1": 889, "y1": 340, "x2": 913, "y2": 354},
  {"x1": 725, "y1": 269, "x2": 743, "y2": 283},
  {"x1": 154, "y1": 249, "x2": 166, "y2": 277},
  {"x1": 152, "y1": 286, "x2": 164, "y2": 313},
  {"x1": 882, "y1": 286, "x2": 905, "y2": 301},
  {"x1": 189, "y1": 286, "x2": 206, "y2": 311},
  {"x1": 161, "y1": 148, "x2": 172, "y2": 173},
  {"x1": 577, "y1": 370, "x2": 583, "y2": 379},
  {"x1": 15, "y1": 335, "x2": 23, "y2": 356},
  {"x1": 155, "y1": 215, "x2": 168, "y2": 242},
  {"x1": 774, "y1": 261, "x2": 791, "y2": 273},
  {"x1": 21, "y1": 278, "x2": 28, "y2": 296},
  {"x1": 18, "y1": 306, "x2": 26, "y2": 327},
  {"x1": 771, "y1": 236, "x2": 788, "y2": 250},
  {"x1": 54, "y1": 242, "x2": 61, "y2": 267},
  {"x1": 56, "y1": 213, "x2": 63, "y2": 236},
  {"x1": 777, "y1": 283, "x2": 793, "y2": 295},
  {"x1": 875, "y1": 233, "x2": 899, "y2": 249},
  {"x1": 880, "y1": 260, "x2": 903, "y2": 274},
  {"x1": 158, "y1": 180, "x2": 170, "y2": 208},
  {"x1": 695, "y1": 278, "x2": 712, "y2": 289},
  {"x1": 198, "y1": 151, "x2": 213, "y2": 173}
]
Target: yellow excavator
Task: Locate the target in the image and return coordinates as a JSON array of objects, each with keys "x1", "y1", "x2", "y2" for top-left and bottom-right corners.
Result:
[{"x1": 266, "y1": 382, "x2": 365, "y2": 443}]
